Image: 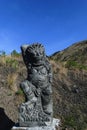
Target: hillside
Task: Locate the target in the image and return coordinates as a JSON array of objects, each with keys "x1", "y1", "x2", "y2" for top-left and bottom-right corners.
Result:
[
  {"x1": 0, "y1": 41, "x2": 87, "y2": 130},
  {"x1": 51, "y1": 40, "x2": 87, "y2": 64},
  {"x1": 50, "y1": 40, "x2": 87, "y2": 130}
]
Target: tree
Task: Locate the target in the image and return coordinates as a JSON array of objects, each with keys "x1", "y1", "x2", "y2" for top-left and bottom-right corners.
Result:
[
  {"x1": 11, "y1": 50, "x2": 20, "y2": 57},
  {"x1": 0, "y1": 50, "x2": 6, "y2": 57}
]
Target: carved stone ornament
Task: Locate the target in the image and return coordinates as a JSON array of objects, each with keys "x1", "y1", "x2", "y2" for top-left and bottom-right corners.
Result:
[{"x1": 19, "y1": 43, "x2": 53, "y2": 127}]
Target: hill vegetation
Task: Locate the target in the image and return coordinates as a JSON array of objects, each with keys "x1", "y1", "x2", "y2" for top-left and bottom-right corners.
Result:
[
  {"x1": 0, "y1": 41, "x2": 87, "y2": 130},
  {"x1": 50, "y1": 40, "x2": 87, "y2": 130}
]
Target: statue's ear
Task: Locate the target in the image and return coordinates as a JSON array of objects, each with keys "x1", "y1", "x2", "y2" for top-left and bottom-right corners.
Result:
[{"x1": 21, "y1": 45, "x2": 29, "y2": 66}]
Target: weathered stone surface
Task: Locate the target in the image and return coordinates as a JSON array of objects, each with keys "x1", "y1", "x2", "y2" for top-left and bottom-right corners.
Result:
[
  {"x1": 19, "y1": 43, "x2": 53, "y2": 127},
  {"x1": 11, "y1": 118, "x2": 60, "y2": 130}
]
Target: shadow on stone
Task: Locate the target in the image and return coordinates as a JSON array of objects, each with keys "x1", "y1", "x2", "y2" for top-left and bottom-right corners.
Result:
[{"x1": 0, "y1": 107, "x2": 15, "y2": 130}]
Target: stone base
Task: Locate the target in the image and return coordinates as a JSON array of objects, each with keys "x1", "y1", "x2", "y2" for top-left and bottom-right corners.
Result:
[{"x1": 11, "y1": 118, "x2": 60, "y2": 130}]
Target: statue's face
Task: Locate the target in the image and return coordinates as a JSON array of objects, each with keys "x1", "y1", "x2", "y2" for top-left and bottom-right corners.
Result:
[
  {"x1": 29, "y1": 48, "x2": 44, "y2": 59},
  {"x1": 26, "y1": 44, "x2": 45, "y2": 64}
]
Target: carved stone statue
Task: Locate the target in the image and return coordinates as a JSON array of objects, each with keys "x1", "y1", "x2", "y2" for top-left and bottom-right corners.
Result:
[{"x1": 19, "y1": 43, "x2": 53, "y2": 127}]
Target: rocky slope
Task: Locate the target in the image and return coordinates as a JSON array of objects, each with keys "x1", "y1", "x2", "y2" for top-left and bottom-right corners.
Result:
[
  {"x1": 0, "y1": 40, "x2": 87, "y2": 130},
  {"x1": 50, "y1": 40, "x2": 87, "y2": 130}
]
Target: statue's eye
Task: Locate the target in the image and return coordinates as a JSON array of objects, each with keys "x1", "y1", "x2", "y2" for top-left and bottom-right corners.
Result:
[{"x1": 30, "y1": 52, "x2": 36, "y2": 56}]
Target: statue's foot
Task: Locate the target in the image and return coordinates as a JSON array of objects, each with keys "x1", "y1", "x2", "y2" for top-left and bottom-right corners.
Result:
[
  {"x1": 43, "y1": 109, "x2": 52, "y2": 115},
  {"x1": 43, "y1": 104, "x2": 52, "y2": 115}
]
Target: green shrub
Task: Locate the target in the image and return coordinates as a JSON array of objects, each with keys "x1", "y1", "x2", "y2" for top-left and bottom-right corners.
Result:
[
  {"x1": 0, "y1": 50, "x2": 6, "y2": 57},
  {"x1": 63, "y1": 115, "x2": 77, "y2": 128},
  {"x1": 65, "y1": 60, "x2": 87, "y2": 70},
  {"x1": 15, "y1": 89, "x2": 24, "y2": 95},
  {"x1": 63, "y1": 115, "x2": 87, "y2": 130},
  {"x1": 11, "y1": 50, "x2": 20, "y2": 57},
  {"x1": 65, "y1": 60, "x2": 78, "y2": 68},
  {"x1": 6, "y1": 58, "x2": 18, "y2": 69}
]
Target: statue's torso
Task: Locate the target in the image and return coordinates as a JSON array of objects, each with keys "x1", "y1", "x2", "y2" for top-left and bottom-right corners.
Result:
[{"x1": 28, "y1": 65, "x2": 48, "y2": 88}]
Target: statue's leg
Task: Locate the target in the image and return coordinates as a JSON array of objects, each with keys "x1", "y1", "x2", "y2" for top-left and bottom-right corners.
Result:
[
  {"x1": 20, "y1": 80, "x2": 37, "y2": 103},
  {"x1": 41, "y1": 85, "x2": 53, "y2": 116}
]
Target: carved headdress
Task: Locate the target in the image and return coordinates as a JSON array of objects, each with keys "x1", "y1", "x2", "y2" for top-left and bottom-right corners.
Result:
[{"x1": 21, "y1": 43, "x2": 46, "y2": 66}]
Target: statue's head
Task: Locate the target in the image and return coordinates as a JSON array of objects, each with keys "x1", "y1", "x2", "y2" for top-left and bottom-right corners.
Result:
[
  {"x1": 21, "y1": 43, "x2": 46, "y2": 66},
  {"x1": 26, "y1": 43, "x2": 45, "y2": 60}
]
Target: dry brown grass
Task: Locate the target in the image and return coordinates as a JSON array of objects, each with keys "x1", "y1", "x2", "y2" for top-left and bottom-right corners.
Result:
[
  {"x1": 50, "y1": 60, "x2": 68, "y2": 75},
  {"x1": 0, "y1": 56, "x2": 6, "y2": 66},
  {"x1": 50, "y1": 60, "x2": 60, "y2": 73},
  {"x1": 7, "y1": 73, "x2": 18, "y2": 92},
  {"x1": 0, "y1": 56, "x2": 19, "y2": 68}
]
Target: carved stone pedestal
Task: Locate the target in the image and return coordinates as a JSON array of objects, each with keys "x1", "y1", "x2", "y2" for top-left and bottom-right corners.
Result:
[{"x1": 11, "y1": 118, "x2": 60, "y2": 130}]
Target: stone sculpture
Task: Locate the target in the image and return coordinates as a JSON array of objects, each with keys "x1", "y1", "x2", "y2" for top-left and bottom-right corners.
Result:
[{"x1": 19, "y1": 43, "x2": 53, "y2": 127}]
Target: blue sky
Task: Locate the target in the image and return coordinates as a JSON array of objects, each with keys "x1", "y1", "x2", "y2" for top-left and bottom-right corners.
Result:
[{"x1": 0, "y1": 0, "x2": 87, "y2": 55}]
